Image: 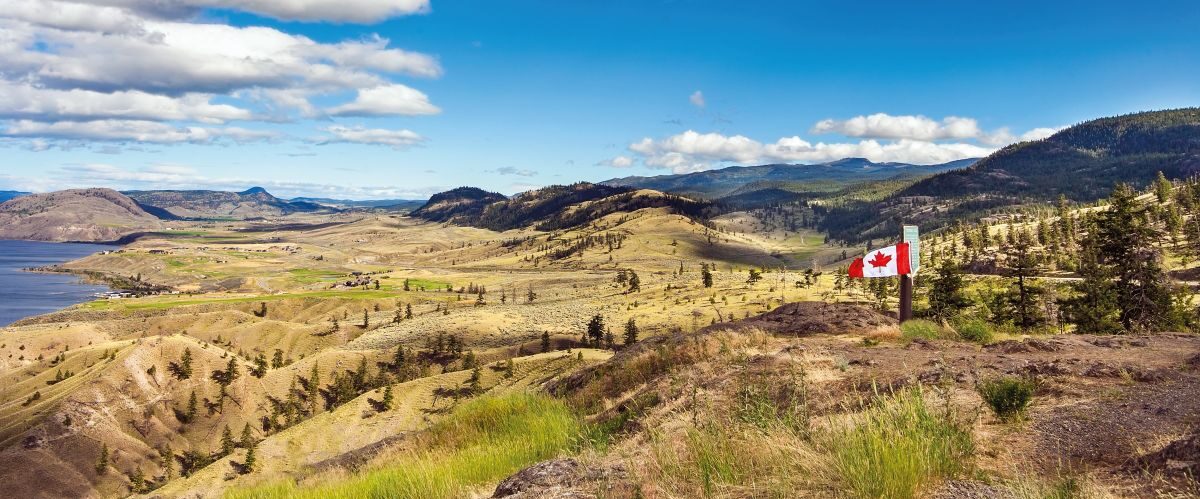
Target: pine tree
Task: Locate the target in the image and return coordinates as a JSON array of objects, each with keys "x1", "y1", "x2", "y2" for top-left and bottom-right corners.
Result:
[
  {"x1": 747, "y1": 268, "x2": 762, "y2": 284},
  {"x1": 927, "y1": 260, "x2": 971, "y2": 320},
  {"x1": 129, "y1": 467, "x2": 145, "y2": 493},
  {"x1": 95, "y1": 443, "x2": 109, "y2": 475},
  {"x1": 362, "y1": 309, "x2": 370, "y2": 327},
  {"x1": 701, "y1": 263, "x2": 714, "y2": 288},
  {"x1": 242, "y1": 444, "x2": 256, "y2": 474},
  {"x1": 381, "y1": 385, "x2": 394, "y2": 410},
  {"x1": 586, "y1": 314, "x2": 605, "y2": 347},
  {"x1": 185, "y1": 390, "x2": 198, "y2": 422},
  {"x1": 240, "y1": 424, "x2": 254, "y2": 448},
  {"x1": 271, "y1": 349, "x2": 284, "y2": 369},
  {"x1": 541, "y1": 331, "x2": 551, "y2": 352},
  {"x1": 221, "y1": 425, "x2": 236, "y2": 455},
  {"x1": 623, "y1": 318, "x2": 639, "y2": 346},
  {"x1": 1006, "y1": 230, "x2": 1045, "y2": 330},
  {"x1": 308, "y1": 362, "x2": 321, "y2": 414},
  {"x1": 468, "y1": 366, "x2": 482, "y2": 393},
  {"x1": 405, "y1": 303, "x2": 414, "y2": 319},
  {"x1": 1098, "y1": 184, "x2": 1174, "y2": 331},
  {"x1": 1154, "y1": 170, "x2": 1173, "y2": 203},
  {"x1": 627, "y1": 271, "x2": 641, "y2": 293},
  {"x1": 503, "y1": 358, "x2": 515, "y2": 379}
]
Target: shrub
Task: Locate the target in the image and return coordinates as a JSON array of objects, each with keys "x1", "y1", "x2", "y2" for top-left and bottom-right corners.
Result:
[
  {"x1": 900, "y1": 320, "x2": 944, "y2": 341},
  {"x1": 954, "y1": 318, "x2": 995, "y2": 344},
  {"x1": 976, "y1": 376, "x2": 1037, "y2": 422}
]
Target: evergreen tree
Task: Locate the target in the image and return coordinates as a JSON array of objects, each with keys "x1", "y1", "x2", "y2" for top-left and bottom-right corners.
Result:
[
  {"x1": 623, "y1": 318, "x2": 639, "y2": 346},
  {"x1": 1006, "y1": 230, "x2": 1045, "y2": 330},
  {"x1": 271, "y1": 349, "x2": 284, "y2": 369},
  {"x1": 240, "y1": 424, "x2": 254, "y2": 448},
  {"x1": 586, "y1": 314, "x2": 605, "y2": 347},
  {"x1": 242, "y1": 444, "x2": 256, "y2": 474},
  {"x1": 129, "y1": 467, "x2": 145, "y2": 493},
  {"x1": 701, "y1": 263, "x2": 714, "y2": 288},
  {"x1": 541, "y1": 331, "x2": 551, "y2": 353},
  {"x1": 95, "y1": 443, "x2": 109, "y2": 475},
  {"x1": 747, "y1": 268, "x2": 762, "y2": 284},
  {"x1": 362, "y1": 309, "x2": 370, "y2": 327},
  {"x1": 185, "y1": 390, "x2": 198, "y2": 422},
  {"x1": 381, "y1": 385, "x2": 394, "y2": 410},
  {"x1": 1098, "y1": 184, "x2": 1175, "y2": 331},
  {"x1": 1154, "y1": 170, "x2": 1173, "y2": 203},
  {"x1": 927, "y1": 260, "x2": 971, "y2": 320},
  {"x1": 627, "y1": 271, "x2": 641, "y2": 293},
  {"x1": 503, "y1": 358, "x2": 515, "y2": 378},
  {"x1": 221, "y1": 425, "x2": 236, "y2": 456},
  {"x1": 405, "y1": 303, "x2": 414, "y2": 319},
  {"x1": 468, "y1": 366, "x2": 482, "y2": 393}
]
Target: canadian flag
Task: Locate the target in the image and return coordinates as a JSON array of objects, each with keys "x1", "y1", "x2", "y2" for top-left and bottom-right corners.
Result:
[{"x1": 849, "y1": 242, "x2": 911, "y2": 278}]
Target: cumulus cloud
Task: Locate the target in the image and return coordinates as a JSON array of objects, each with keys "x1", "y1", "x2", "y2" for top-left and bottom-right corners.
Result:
[
  {"x1": 596, "y1": 156, "x2": 635, "y2": 168},
  {"x1": 689, "y1": 90, "x2": 705, "y2": 108},
  {"x1": 811, "y1": 113, "x2": 984, "y2": 141},
  {"x1": 0, "y1": 0, "x2": 441, "y2": 148},
  {"x1": 626, "y1": 129, "x2": 998, "y2": 174},
  {"x1": 315, "y1": 125, "x2": 425, "y2": 149},
  {"x1": 326, "y1": 84, "x2": 440, "y2": 117},
  {"x1": 1, "y1": 119, "x2": 278, "y2": 144}
]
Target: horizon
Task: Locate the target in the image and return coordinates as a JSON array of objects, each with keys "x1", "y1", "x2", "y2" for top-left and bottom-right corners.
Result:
[{"x1": 2, "y1": 1, "x2": 1198, "y2": 199}]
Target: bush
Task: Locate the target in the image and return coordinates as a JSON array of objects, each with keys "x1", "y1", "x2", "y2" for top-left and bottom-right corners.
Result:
[
  {"x1": 900, "y1": 320, "x2": 944, "y2": 341},
  {"x1": 976, "y1": 376, "x2": 1037, "y2": 422},
  {"x1": 954, "y1": 318, "x2": 995, "y2": 344}
]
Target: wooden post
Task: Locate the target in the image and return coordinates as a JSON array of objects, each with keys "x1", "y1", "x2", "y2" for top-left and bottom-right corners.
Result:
[{"x1": 899, "y1": 225, "x2": 916, "y2": 322}]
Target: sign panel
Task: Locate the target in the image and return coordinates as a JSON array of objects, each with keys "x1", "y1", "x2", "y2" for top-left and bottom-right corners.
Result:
[{"x1": 902, "y1": 225, "x2": 920, "y2": 273}]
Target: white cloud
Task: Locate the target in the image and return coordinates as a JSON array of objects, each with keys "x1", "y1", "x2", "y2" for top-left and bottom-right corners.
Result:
[
  {"x1": 811, "y1": 113, "x2": 984, "y2": 141},
  {"x1": 596, "y1": 155, "x2": 635, "y2": 168},
  {"x1": 495, "y1": 166, "x2": 537, "y2": 177},
  {"x1": 316, "y1": 125, "x2": 425, "y2": 149},
  {"x1": 0, "y1": 82, "x2": 252, "y2": 123},
  {"x1": 326, "y1": 84, "x2": 440, "y2": 117},
  {"x1": 38, "y1": 0, "x2": 431, "y2": 24},
  {"x1": 626, "y1": 129, "x2": 1000, "y2": 173},
  {"x1": 1019, "y1": 127, "x2": 1060, "y2": 141},
  {"x1": 689, "y1": 90, "x2": 705, "y2": 109},
  {"x1": 0, "y1": 0, "x2": 443, "y2": 148},
  {"x1": 1, "y1": 119, "x2": 278, "y2": 144}
]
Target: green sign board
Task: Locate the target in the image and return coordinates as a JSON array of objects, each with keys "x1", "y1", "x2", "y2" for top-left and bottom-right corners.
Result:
[{"x1": 902, "y1": 225, "x2": 920, "y2": 273}]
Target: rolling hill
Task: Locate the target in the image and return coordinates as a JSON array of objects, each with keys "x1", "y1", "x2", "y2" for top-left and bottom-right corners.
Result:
[
  {"x1": 0, "y1": 188, "x2": 162, "y2": 242},
  {"x1": 603, "y1": 157, "x2": 978, "y2": 199},
  {"x1": 411, "y1": 183, "x2": 714, "y2": 231},
  {"x1": 814, "y1": 108, "x2": 1200, "y2": 243},
  {"x1": 124, "y1": 187, "x2": 329, "y2": 220}
]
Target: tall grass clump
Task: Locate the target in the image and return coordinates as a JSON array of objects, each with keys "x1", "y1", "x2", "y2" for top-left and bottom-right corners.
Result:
[
  {"x1": 900, "y1": 319, "x2": 946, "y2": 341},
  {"x1": 954, "y1": 318, "x2": 995, "y2": 344},
  {"x1": 644, "y1": 386, "x2": 972, "y2": 498},
  {"x1": 226, "y1": 393, "x2": 581, "y2": 499},
  {"x1": 976, "y1": 376, "x2": 1037, "y2": 422},
  {"x1": 830, "y1": 388, "x2": 974, "y2": 499}
]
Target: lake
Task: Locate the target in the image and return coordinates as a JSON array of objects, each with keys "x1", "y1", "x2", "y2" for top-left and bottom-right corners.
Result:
[{"x1": 0, "y1": 240, "x2": 114, "y2": 327}]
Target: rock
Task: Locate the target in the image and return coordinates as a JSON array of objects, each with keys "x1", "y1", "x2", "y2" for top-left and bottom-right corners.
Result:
[
  {"x1": 1132, "y1": 433, "x2": 1200, "y2": 479},
  {"x1": 493, "y1": 458, "x2": 582, "y2": 498},
  {"x1": 21, "y1": 435, "x2": 42, "y2": 450}
]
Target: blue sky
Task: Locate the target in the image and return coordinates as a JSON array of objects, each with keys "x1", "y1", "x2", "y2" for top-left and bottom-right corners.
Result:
[{"x1": 1, "y1": 0, "x2": 1198, "y2": 199}]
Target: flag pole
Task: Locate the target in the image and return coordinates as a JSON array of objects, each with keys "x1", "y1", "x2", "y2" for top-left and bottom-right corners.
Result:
[{"x1": 899, "y1": 225, "x2": 914, "y2": 322}]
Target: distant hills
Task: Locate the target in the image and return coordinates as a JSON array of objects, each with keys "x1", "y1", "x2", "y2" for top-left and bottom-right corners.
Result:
[
  {"x1": 123, "y1": 187, "x2": 329, "y2": 219},
  {"x1": 412, "y1": 183, "x2": 713, "y2": 231},
  {"x1": 288, "y1": 197, "x2": 426, "y2": 211},
  {"x1": 0, "y1": 188, "x2": 162, "y2": 242},
  {"x1": 603, "y1": 158, "x2": 979, "y2": 199},
  {"x1": 817, "y1": 108, "x2": 1200, "y2": 243}
]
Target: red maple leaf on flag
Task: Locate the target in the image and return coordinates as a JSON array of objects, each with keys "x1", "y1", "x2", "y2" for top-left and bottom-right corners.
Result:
[{"x1": 867, "y1": 251, "x2": 892, "y2": 268}]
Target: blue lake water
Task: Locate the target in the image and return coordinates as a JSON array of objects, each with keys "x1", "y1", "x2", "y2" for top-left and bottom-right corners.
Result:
[{"x1": 0, "y1": 240, "x2": 114, "y2": 326}]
